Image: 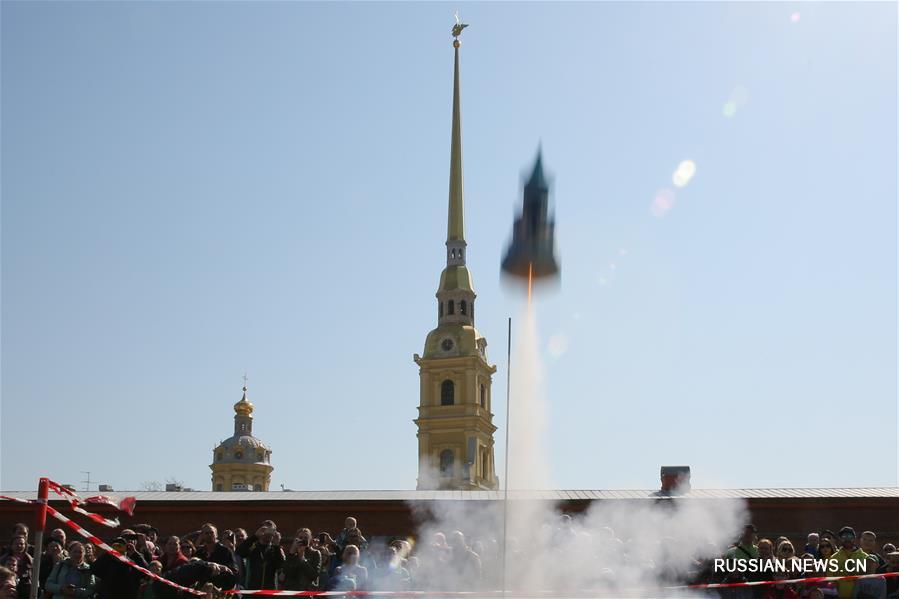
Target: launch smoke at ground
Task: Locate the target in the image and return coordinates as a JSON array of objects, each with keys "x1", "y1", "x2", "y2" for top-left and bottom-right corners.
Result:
[{"x1": 411, "y1": 302, "x2": 748, "y2": 596}]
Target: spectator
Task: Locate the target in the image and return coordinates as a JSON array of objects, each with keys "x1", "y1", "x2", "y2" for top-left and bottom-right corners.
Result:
[
  {"x1": 0, "y1": 567, "x2": 17, "y2": 599},
  {"x1": 90, "y1": 536, "x2": 148, "y2": 599},
  {"x1": 194, "y1": 524, "x2": 239, "y2": 579},
  {"x1": 851, "y1": 554, "x2": 886, "y2": 599},
  {"x1": 335, "y1": 517, "x2": 358, "y2": 555},
  {"x1": 861, "y1": 532, "x2": 887, "y2": 572},
  {"x1": 883, "y1": 551, "x2": 899, "y2": 597},
  {"x1": 151, "y1": 560, "x2": 236, "y2": 599},
  {"x1": 283, "y1": 528, "x2": 321, "y2": 591},
  {"x1": 158, "y1": 536, "x2": 188, "y2": 573},
  {"x1": 38, "y1": 539, "x2": 65, "y2": 592},
  {"x1": 819, "y1": 539, "x2": 837, "y2": 561},
  {"x1": 832, "y1": 527, "x2": 868, "y2": 599},
  {"x1": 236, "y1": 523, "x2": 285, "y2": 590},
  {"x1": 82, "y1": 543, "x2": 96, "y2": 564},
  {"x1": 44, "y1": 541, "x2": 96, "y2": 599},
  {"x1": 0, "y1": 536, "x2": 31, "y2": 599},
  {"x1": 446, "y1": 531, "x2": 481, "y2": 591},
  {"x1": 220, "y1": 530, "x2": 235, "y2": 552},
  {"x1": 179, "y1": 540, "x2": 195, "y2": 559},
  {"x1": 331, "y1": 545, "x2": 367, "y2": 591},
  {"x1": 806, "y1": 533, "x2": 821, "y2": 558},
  {"x1": 48, "y1": 530, "x2": 66, "y2": 549}
]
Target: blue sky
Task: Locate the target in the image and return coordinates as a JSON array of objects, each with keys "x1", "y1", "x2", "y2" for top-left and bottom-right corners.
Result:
[{"x1": 2, "y1": 2, "x2": 896, "y2": 492}]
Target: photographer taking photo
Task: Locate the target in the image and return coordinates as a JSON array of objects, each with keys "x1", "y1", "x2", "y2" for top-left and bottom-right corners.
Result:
[{"x1": 283, "y1": 528, "x2": 321, "y2": 591}]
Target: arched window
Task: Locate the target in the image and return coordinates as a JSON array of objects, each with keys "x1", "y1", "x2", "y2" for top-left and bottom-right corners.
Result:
[
  {"x1": 440, "y1": 379, "x2": 456, "y2": 406},
  {"x1": 234, "y1": 450, "x2": 243, "y2": 460},
  {"x1": 480, "y1": 384, "x2": 486, "y2": 408},
  {"x1": 216, "y1": 452, "x2": 223, "y2": 461},
  {"x1": 481, "y1": 451, "x2": 489, "y2": 478},
  {"x1": 460, "y1": 300, "x2": 467, "y2": 315},
  {"x1": 439, "y1": 302, "x2": 443, "y2": 318},
  {"x1": 216, "y1": 483, "x2": 223, "y2": 492},
  {"x1": 441, "y1": 379, "x2": 454, "y2": 405},
  {"x1": 448, "y1": 300, "x2": 455, "y2": 315},
  {"x1": 440, "y1": 449, "x2": 454, "y2": 477},
  {"x1": 470, "y1": 301, "x2": 474, "y2": 319}
]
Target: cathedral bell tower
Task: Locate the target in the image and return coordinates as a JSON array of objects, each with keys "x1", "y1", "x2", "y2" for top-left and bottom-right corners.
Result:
[{"x1": 413, "y1": 23, "x2": 499, "y2": 491}]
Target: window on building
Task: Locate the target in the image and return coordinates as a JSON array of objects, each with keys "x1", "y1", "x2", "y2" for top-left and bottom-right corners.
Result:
[
  {"x1": 217, "y1": 452, "x2": 223, "y2": 461},
  {"x1": 448, "y1": 300, "x2": 454, "y2": 315},
  {"x1": 440, "y1": 449, "x2": 454, "y2": 477},
  {"x1": 235, "y1": 450, "x2": 243, "y2": 460},
  {"x1": 441, "y1": 379, "x2": 454, "y2": 406},
  {"x1": 460, "y1": 300, "x2": 467, "y2": 315},
  {"x1": 240, "y1": 423, "x2": 247, "y2": 432},
  {"x1": 216, "y1": 484, "x2": 223, "y2": 492},
  {"x1": 439, "y1": 302, "x2": 443, "y2": 318},
  {"x1": 480, "y1": 384, "x2": 486, "y2": 408},
  {"x1": 481, "y1": 450, "x2": 489, "y2": 479}
]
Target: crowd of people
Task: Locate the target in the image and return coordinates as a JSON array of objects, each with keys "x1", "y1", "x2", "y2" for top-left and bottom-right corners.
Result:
[{"x1": 0, "y1": 516, "x2": 896, "y2": 598}]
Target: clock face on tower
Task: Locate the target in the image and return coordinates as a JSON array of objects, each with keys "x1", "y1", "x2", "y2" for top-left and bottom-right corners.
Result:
[{"x1": 441, "y1": 338, "x2": 455, "y2": 351}]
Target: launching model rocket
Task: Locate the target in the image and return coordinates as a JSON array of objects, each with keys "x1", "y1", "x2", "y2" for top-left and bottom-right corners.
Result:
[{"x1": 501, "y1": 149, "x2": 560, "y2": 281}]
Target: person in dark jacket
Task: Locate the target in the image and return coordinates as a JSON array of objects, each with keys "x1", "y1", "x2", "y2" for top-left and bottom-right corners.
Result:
[
  {"x1": 90, "y1": 537, "x2": 148, "y2": 599},
  {"x1": 283, "y1": 528, "x2": 321, "y2": 591},
  {"x1": 150, "y1": 560, "x2": 235, "y2": 599},
  {"x1": 193, "y1": 524, "x2": 239, "y2": 586},
  {"x1": 236, "y1": 524, "x2": 285, "y2": 590}
]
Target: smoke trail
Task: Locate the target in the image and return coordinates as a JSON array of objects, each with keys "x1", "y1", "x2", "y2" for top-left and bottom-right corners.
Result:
[{"x1": 408, "y1": 303, "x2": 748, "y2": 596}]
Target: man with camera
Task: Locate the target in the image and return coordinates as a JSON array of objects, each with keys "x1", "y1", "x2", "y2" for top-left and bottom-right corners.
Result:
[
  {"x1": 282, "y1": 528, "x2": 321, "y2": 591},
  {"x1": 235, "y1": 521, "x2": 285, "y2": 590}
]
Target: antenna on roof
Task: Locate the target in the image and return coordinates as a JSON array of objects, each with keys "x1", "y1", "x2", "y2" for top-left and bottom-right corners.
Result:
[{"x1": 80, "y1": 471, "x2": 92, "y2": 492}]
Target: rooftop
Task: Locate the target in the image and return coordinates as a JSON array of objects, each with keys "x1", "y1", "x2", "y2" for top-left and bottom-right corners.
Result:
[{"x1": 2, "y1": 487, "x2": 896, "y2": 502}]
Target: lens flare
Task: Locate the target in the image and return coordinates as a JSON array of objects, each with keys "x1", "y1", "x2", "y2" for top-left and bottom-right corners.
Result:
[
  {"x1": 547, "y1": 334, "x2": 569, "y2": 359},
  {"x1": 650, "y1": 188, "x2": 676, "y2": 217},
  {"x1": 723, "y1": 101, "x2": 737, "y2": 117},
  {"x1": 791, "y1": 11, "x2": 801, "y2": 23},
  {"x1": 672, "y1": 160, "x2": 696, "y2": 188}
]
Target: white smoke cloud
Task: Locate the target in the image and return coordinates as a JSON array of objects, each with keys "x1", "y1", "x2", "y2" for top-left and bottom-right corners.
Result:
[{"x1": 404, "y1": 306, "x2": 748, "y2": 596}]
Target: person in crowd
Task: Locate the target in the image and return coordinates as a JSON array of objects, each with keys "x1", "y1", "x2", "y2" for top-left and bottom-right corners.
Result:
[
  {"x1": 851, "y1": 554, "x2": 886, "y2": 599},
  {"x1": 48, "y1": 530, "x2": 66, "y2": 549},
  {"x1": 819, "y1": 539, "x2": 837, "y2": 561},
  {"x1": 44, "y1": 541, "x2": 95, "y2": 599},
  {"x1": 220, "y1": 530, "x2": 235, "y2": 552},
  {"x1": 231, "y1": 528, "x2": 249, "y2": 586},
  {"x1": 446, "y1": 530, "x2": 481, "y2": 591},
  {"x1": 159, "y1": 536, "x2": 188, "y2": 573},
  {"x1": 179, "y1": 540, "x2": 195, "y2": 559},
  {"x1": 283, "y1": 528, "x2": 321, "y2": 591},
  {"x1": 0, "y1": 567, "x2": 17, "y2": 599},
  {"x1": 860, "y1": 532, "x2": 887, "y2": 572},
  {"x1": 38, "y1": 539, "x2": 66, "y2": 591},
  {"x1": 90, "y1": 536, "x2": 149, "y2": 599},
  {"x1": 120, "y1": 529, "x2": 154, "y2": 565},
  {"x1": 235, "y1": 523, "x2": 284, "y2": 590},
  {"x1": 194, "y1": 524, "x2": 239, "y2": 579},
  {"x1": 342, "y1": 528, "x2": 371, "y2": 569},
  {"x1": 151, "y1": 560, "x2": 235, "y2": 599},
  {"x1": 0, "y1": 536, "x2": 32, "y2": 599},
  {"x1": 330, "y1": 545, "x2": 367, "y2": 591},
  {"x1": 335, "y1": 517, "x2": 358, "y2": 555},
  {"x1": 883, "y1": 551, "x2": 899, "y2": 598},
  {"x1": 134, "y1": 525, "x2": 160, "y2": 559},
  {"x1": 766, "y1": 541, "x2": 801, "y2": 599},
  {"x1": 0, "y1": 527, "x2": 30, "y2": 558},
  {"x1": 82, "y1": 543, "x2": 96, "y2": 565},
  {"x1": 832, "y1": 527, "x2": 869, "y2": 599},
  {"x1": 806, "y1": 533, "x2": 821, "y2": 558}
]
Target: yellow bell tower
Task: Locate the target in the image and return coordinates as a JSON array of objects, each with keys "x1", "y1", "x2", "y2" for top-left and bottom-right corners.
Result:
[{"x1": 413, "y1": 24, "x2": 498, "y2": 491}]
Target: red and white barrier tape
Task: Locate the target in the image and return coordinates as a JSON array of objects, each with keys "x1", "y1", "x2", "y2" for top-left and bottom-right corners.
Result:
[
  {"x1": 0, "y1": 493, "x2": 202, "y2": 596},
  {"x1": 46, "y1": 479, "x2": 136, "y2": 528},
  {"x1": 222, "y1": 571, "x2": 899, "y2": 597},
  {"x1": 45, "y1": 504, "x2": 205, "y2": 596}
]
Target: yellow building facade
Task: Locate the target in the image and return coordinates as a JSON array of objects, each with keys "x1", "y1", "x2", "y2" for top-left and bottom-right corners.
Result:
[
  {"x1": 413, "y1": 33, "x2": 499, "y2": 491},
  {"x1": 210, "y1": 386, "x2": 273, "y2": 491}
]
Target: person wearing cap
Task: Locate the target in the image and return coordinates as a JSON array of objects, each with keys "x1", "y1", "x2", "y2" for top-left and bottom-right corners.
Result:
[
  {"x1": 90, "y1": 536, "x2": 149, "y2": 599},
  {"x1": 831, "y1": 526, "x2": 868, "y2": 599}
]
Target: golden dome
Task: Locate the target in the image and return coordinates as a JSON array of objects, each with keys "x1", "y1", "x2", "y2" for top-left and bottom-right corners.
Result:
[{"x1": 233, "y1": 386, "x2": 254, "y2": 416}]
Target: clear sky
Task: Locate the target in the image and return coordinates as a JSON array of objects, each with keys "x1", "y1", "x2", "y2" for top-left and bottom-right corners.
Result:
[{"x1": 2, "y1": 2, "x2": 896, "y2": 492}]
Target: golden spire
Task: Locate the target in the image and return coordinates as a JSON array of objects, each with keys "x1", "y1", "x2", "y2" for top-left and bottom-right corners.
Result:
[{"x1": 446, "y1": 15, "x2": 467, "y2": 245}]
